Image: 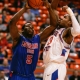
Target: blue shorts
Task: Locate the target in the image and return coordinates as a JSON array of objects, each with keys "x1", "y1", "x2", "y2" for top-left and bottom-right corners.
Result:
[{"x1": 8, "y1": 72, "x2": 35, "y2": 80}]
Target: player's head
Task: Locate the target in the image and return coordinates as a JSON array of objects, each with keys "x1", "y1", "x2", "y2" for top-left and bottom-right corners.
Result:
[
  {"x1": 22, "y1": 23, "x2": 34, "y2": 38},
  {"x1": 0, "y1": 69, "x2": 5, "y2": 78},
  {"x1": 58, "y1": 14, "x2": 72, "y2": 28}
]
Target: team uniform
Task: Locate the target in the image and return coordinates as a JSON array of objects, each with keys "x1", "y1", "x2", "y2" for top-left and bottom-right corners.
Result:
[
  {"x1": 43, "y1": 28, "x2": 73, "y2": 80},
  {"x1": 8, "y1": 34, "x2": 40, "y2": 80}
]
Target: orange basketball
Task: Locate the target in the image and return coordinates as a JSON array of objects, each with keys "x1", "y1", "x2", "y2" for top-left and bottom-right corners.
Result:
[{"x1": 28, "y1": 0, "x2": 43, "y2": 9}]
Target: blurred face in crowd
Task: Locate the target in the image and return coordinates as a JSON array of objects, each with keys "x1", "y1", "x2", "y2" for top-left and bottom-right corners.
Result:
[
  {"x1": 3, "y1": 59, "x2": 8, "y2": 66},
  {"x1": 46, "y1": 18, "x2": 50, "y2": 24},
  {"x1": 0, "y1": 18, "x2": 2, "y2": 24},
  {"x1": 73, "y1": 71, "x2": 79, "y2": 77},
  {"x1": 0, "y1": 71, "x2": 5, "y2": 78}
]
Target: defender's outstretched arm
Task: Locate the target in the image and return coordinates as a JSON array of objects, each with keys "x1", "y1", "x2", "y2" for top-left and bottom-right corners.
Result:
[
  {"x1": 51, "y1": 0, "x2": 60, "y2": 9},
  {"x1": 39, "y1": 0, "x2": 59, "y2": 42}
]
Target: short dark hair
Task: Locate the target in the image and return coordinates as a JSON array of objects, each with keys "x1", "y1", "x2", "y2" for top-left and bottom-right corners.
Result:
[{"x1": 22, "y1": 22, "x2": 31, "y2": 30}]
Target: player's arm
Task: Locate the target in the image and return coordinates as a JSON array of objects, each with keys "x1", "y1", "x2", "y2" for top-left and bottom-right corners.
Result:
[
  {"x1": 51, "y1": 0, "x2": 60, "y2": 9},
  {"x1": 63, "y1": 6, "x2": 80, "y2": 44},
  {"x1": 8, "y1": 2, "x2": 30, "y2": 47},
  {"x1": 49, "y1": 0, "x2": 60, "y2": 27},
  {"x1": 39, "y1": 1, "x2": 58, "y2": 42}
]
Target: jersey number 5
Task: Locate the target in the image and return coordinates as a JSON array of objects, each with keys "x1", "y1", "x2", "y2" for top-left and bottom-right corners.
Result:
[{"x1": 26, "y1": 55, "x2": 33, "y2": 64}]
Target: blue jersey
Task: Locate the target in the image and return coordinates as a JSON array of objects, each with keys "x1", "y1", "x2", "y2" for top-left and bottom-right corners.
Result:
[{"x1": 10, "y1": 34, "x2": 40, "y2": 75}]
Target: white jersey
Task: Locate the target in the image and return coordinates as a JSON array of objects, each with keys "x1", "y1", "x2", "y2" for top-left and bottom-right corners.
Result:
[{"x1": 43, "y1": 28, "x2": 72, "y2": 65}]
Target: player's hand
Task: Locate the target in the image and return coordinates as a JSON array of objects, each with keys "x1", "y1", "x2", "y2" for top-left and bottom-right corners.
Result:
[
  {"x1": 62, "y1": 5, "x2": 69, "y2": 12},
  {"x1": 24, "y1": 0, "x2": 30, "y2": 9},
  {"x1": 43, "y1": 0, "x2": 51, "y2": 9}
]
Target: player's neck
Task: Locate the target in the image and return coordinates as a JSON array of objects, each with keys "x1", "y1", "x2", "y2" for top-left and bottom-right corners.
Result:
[{"x1": 23, "y1": 34, "x2": 33, "y2": 39}]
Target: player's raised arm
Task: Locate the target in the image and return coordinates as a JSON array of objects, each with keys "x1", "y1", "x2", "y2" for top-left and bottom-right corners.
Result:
[
  {"x1": 62, "y1": 6, "x2": 80, "y2": 44},
  {"x1": 51, "y1": 0, "x2": 60, "y2": 9},
  {"x1": 50, "y1": 0, "x2": 60, "y2": 27},
  {"x1": 8, "y1": 2, "x2": 30, "y2": 47},
  {"x1": 39, "y1": 0, "x2": 58, "y2": 42},
  {"x1": 65, "y1": 6, "x2": 80, "y2": 37}
]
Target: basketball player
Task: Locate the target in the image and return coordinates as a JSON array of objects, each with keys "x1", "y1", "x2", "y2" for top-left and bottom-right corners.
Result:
[
  {"x1": 8, "y1": 0, "x2": 58, "y2": 80},
  {"x1": 43, "y1": 0, "x2": 80, "y2": 80}
]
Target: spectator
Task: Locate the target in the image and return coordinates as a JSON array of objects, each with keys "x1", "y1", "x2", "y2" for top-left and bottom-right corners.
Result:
[
  {"x1": 0, "y1": 18, "x2": 7, "y2": 32},
  {"x1": 0, "y1": 33, "x2": 8, "y2": 51},
  {"x1": 40, "y1": 17, "x2": 50, "y2": 32},
  {"x1": 6, "y1": 33, "x2": 12, "y2": 43},
  {"x1": 70, "y1": 42, "x2": 76, "y2": 53},
  {"x1": 12, "y1": 0, "x2": 23, "y2": 8},
  {"x1": 68, "y1": 1, "x2": 76, "y2": 9},
  {"x1": 0, "y1": 68, "x2": 8, "y2": 80},
  {"x1": 65, "y1": 75, "x2": 69, "y2": 80},
  {"x1": 69, "y1": 70, "x2": 80, "y2": 80},
  {"x1": 0, "y1": 46, "x2": 8, "y2": 65},
  {"x1": 2, "y1": 10, "x2": 8, "y2": 24},
  {"x1": 74, "y1": 10, "x2": 80, "y2": 24},
  {"x1": 23, "y1": 9, "x2": 35, "y2": 22},
  {"x1": 75, "y1": 41, "x2": 80, "y2": 48},
  {"x1": 0, "y1": 48, "x2": 4, "y2": 64},
  {"x1": 2, "y1": 4, "x2": 13, "y2": 15},
  {"x1": 2, "y1": 50, "x2": 8, "y2": 58},
  {"x1": 75, "y1": 41, "x2": 80, "y2": 58},
  {"x1": 1, "y1": 58, "x2": 10, "y2": 77},
  {"x1": 30, "y1": 9, "x2": 40, "y2": 17}
]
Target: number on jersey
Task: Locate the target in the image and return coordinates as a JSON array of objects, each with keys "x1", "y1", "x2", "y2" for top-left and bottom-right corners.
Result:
[{"x1": 26, "y1": 55, "x2": 33, "y2": 64}]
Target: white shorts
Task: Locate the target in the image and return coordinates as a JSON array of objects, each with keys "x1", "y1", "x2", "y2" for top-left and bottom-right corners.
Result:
[{"x1": 43, "y1": 62, "x2": 66, "y2": 80}]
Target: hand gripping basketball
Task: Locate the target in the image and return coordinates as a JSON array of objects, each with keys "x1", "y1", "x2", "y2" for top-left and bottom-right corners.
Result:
[
  {"x1": 43, "y1": 0, "x2": 51, "y2": 9},
  {"x1": 28, "y1": 0, "x2": 43, "y2": 9},
  {"x1": 24, "y1": 0, "x2": 30, "y2": 9}
]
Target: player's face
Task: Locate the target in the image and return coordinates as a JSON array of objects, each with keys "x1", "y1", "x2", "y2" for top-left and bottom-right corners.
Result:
[
  {"x1": 24, "y1": 23, "x2": 34, "y2": 37},
  {"x1": 58, "y1": 14, "x2": 71, "y2": 28}
]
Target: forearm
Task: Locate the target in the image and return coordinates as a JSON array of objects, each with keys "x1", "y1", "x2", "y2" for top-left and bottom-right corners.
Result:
[
  {"x1": 48, "y1": 6, "x2": 58, "y2": 27},
  {"x1": 51, "y1": 0, "x2": 60, "y2": 9},
  {"x1": 66, "y1": 8, "x2": 80, "y2": 37}
]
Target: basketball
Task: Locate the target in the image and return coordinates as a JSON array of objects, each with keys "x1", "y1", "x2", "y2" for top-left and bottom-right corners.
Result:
[{"x1": 28, "y1": 0, "x2": 43, "y2": 9}]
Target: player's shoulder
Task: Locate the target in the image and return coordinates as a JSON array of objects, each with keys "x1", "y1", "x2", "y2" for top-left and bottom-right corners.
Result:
[
  {"x1": 33, "y1": 34, "x2": 40, "y2": 39},
  {"x1": 33, "y1": 34, "x2": 40, "y2": 43},
  {"x1": 57, "y1": 28, "x2": 65, "y2": 31},
  {"x1": 55, "y1": 28, "x2": 65, "y2": 34}
]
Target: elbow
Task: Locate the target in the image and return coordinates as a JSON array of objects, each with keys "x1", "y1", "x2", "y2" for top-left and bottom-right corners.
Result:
[
  {"x1": 8, "y1": 19, "x2": 13, "y2": 25},
  {"x1": 74, "y1": 27, "x2": 80, "y2": 34},
  {"x1": 71, "y1": 28, "x2": 80, "y2": 37},
  {"x1": 9, "y1": 18, "x2": 16, "y2": 25}
]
